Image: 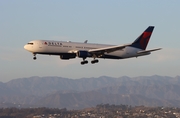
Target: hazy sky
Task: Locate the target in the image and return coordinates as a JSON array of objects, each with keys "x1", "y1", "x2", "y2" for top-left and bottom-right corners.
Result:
[{"x1": 0, "y1": 1, "x2": 180, "y2": 82}]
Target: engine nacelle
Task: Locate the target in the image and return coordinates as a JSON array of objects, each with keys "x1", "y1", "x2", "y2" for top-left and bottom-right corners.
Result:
[
  {"x1": 77, "y1": 51, "x2": 92, "y2": 58},
  {"x1": 60, "y1": 54, "x2": 76, "y2": 60}
]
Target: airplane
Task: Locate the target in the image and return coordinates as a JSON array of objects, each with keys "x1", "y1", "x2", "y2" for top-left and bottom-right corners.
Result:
[{"x1": 24, "y1": 26, "x2": 161, "y2": 65}]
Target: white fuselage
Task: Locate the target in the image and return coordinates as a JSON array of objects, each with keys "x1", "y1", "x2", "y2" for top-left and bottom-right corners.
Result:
[
  {"x1": 24, "y1": 40, "x2": 145, "y2": 60},
  {"x1": 24, "y1": 26, "x2": 161, "y2": 64}
]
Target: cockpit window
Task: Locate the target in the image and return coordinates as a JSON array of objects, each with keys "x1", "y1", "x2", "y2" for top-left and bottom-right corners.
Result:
[{"x1": 27, "y1": 43, "x2": 33, "y2": 45}]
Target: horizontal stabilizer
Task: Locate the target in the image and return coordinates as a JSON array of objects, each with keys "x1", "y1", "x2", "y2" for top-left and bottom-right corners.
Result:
[{"x1": 137, "y1": 48, "x2": 162, "y2": 54}]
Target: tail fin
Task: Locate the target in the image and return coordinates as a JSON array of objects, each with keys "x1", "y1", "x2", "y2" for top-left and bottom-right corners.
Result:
[{"x1": 131, "y1": 26, "x2": 154, "y2": 50}]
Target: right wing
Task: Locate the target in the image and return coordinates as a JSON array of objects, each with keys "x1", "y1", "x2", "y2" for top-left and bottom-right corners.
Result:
[{"x1": 84, "y1": 40, "x2": 88, "y2": 43}]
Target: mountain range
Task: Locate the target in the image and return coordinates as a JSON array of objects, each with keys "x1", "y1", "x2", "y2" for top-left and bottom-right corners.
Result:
[{"x1": 0, "y1": 75, "x2": 180, "y2": 109}]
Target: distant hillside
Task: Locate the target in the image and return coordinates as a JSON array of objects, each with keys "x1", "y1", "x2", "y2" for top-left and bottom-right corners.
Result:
[
  {"x1": 0, "y1": 75, "x2": 180, "y2": 109},
  {"x1": 35, "y1": 91, "x2": 173, "y2": 109}
]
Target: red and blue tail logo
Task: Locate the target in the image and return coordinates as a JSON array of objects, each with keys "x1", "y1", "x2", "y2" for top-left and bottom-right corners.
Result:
[{"x1": 131, "y1": 26, "x2": 154, "y2": 50}]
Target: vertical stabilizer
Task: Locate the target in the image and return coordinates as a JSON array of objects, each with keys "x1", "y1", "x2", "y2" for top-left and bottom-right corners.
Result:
[{"x1": 131, "y1": 26, "x2": 154, "y2": 50}]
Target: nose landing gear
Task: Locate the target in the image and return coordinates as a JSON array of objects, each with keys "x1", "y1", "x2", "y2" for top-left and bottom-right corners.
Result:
[
  {"x1": 33, "y1": 54, "x2": 37, "y2": 60},
  {"x1": 33, "y1": 57, "x2": 37, "y2": 60}
]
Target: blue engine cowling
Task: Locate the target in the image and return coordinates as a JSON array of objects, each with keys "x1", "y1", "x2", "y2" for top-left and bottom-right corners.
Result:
[
  {"x1": 60, "y1": 54, "x2": 76, "y2": 60},
  {"x1": 77, "y1": 51, "x2": 92, "y2": 58}
]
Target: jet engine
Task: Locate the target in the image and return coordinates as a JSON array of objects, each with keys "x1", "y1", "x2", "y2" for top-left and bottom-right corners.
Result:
[
  {"x1": 77, "y1": 51, "x2": 92, "y2": 58},
  {"x1": 60, "y1": 54, "x2": 76, "y2": 60}
]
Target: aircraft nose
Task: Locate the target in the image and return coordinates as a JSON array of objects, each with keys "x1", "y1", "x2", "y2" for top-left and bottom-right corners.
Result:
[{"x1": 24, "y1": 45, "x2": 27, "y2": 50}]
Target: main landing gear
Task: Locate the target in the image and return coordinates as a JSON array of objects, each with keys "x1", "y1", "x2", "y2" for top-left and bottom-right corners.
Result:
[
  {"x1": 81, "y1": 58, "x2": 99, "y2": 65},
  {"x1": 81, "y1": 58, "x2": 88, "y2": 65},
  {"x1": 33, "y1": 54, "x2": 37, "y2": 60},
  {"x1": 91, "y1": 59, "x2": 99, "y2": 64},
  {"x1": 81, "y1": 60, "x2": 88, "y2": 65}
]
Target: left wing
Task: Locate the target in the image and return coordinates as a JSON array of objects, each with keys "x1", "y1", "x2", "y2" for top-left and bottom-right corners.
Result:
[{"x1": 88, "y1": 44, "x2": 131, "y2": 56}]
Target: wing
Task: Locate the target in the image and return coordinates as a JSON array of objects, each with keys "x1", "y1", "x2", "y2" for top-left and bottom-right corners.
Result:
[
  {"x1": 88, "y1": 43, "x2": 131, "y2": 57},
  {"x1": 84, "y1": 40, "x2": 88, "y2": 43}
]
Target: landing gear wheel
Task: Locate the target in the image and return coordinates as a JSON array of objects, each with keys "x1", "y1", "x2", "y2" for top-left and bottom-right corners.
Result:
[
  {"x1": 91, "y1": 59, "x2": 99, "y2": 64},
  {"x1": 81, "y1": 60, "x2": 88, "y2": 65},
  {"x1": 33, "y1": 53, "x2": 37, "y2": 60},
  {"x1": 95, "y1": 60, "x2": 99, "y2": 63},
  {"x1": 84, "y1": 60, "x2": 88, "y2": 64},
  {"x1": 81, "y1": 61, "x2": 85, "y2": 65},
  {"x1": 81, "y1": 58, "x2": 88, "y2": 65},
  {"x1": 33, "y1": 57, "x2": 37, "y2": 60}
]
